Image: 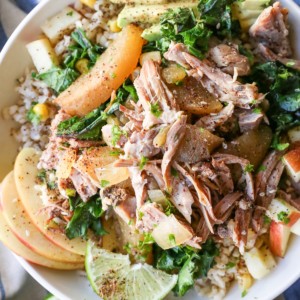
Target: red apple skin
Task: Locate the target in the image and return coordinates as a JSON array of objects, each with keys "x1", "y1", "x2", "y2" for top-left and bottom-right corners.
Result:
[
  {"x1": 287, "y1": 211, "x2": 300, "y2": 227},
  {"x1": 284, "y1": 148, "x2": 300, "y2": 173},
  {"x1": 269, "y1": 221, "x2": 291, "y2": 258}
]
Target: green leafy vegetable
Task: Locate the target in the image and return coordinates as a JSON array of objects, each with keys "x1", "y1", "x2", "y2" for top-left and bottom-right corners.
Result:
[
  {"x1": 263, "y1": 214, "x2": 271, "y2": 225},
  {"x1": 111, "y1": 125, "x2": 127, "y2": 146},
  {"x1": 66, "y1": 194, "x2": 106, "y2": 239},
  {"x1": 35, "y1": 67, "x2": 79, "y2": 94},
  {"x1": 277, "y1": 211, "x2": 290, "y2": 224},
  {"x1": 225, "y1": 261, "x2": 236, "y2": 269},
  {"x1": 241, "y1": 290, "x2": 248, "y2": 297},
  {"x1": 35, "y1": 29, "x2": 105, "y2": 94},
  {"x1": 246, "y1": 62, "x2": 300, "y2": 148},
  {"x1": 100, "y1": 180, "x2": 110, "y2": 188},
  {"x1": 154, "y1": 239, "x2": 219, "y2": 296}
]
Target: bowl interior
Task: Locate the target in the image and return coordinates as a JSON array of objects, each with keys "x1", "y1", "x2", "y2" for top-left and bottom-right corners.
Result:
[{"x1": 0, "y1": 0, "x2": 300, "y2": 300}]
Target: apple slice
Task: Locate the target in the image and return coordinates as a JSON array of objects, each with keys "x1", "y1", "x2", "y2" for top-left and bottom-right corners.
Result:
[
  {"x1": 0, "y1": 205, "x2": 83, "y2": 270},
  {"x1": 291, "y1": 219, "x2": 300, "y2": 235},
  {"x1": 269, "y1": 221, "x2": 291, "y2": 258},
  {"x1": 243, "y1": 246, "x2": 276, "y2": 280},
  {"x1": 152, "y1": 214, "x2": 193, "y2": 250},
  {"x1": 283, "y1": 148, "x2": 300, "y2": 182},
  {"x1": 267, "y1": 198, "x2": 300, "y2": 227},
  {"x1": 1, "y1": 171, "x2": 84, "y2": 263},
  {"x1": 14, "y1": 148, "x2": 88, "y2": 256}
]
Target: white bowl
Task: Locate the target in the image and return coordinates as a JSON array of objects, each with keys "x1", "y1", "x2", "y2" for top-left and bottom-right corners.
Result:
[{"x1": 1, "y1": 0, "x2": 300, "y2": 299}]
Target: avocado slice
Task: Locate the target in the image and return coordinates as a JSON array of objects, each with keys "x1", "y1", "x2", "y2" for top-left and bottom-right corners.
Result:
[
  {"x1": 142, "y1": 23, "x2": 163, "y2": 41},
  {"x1": 117, "y1": 1, "x2": 198, "y2": 28}
]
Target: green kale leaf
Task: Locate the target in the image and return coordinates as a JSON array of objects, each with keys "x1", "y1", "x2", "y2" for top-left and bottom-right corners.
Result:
[
  {"x1": 154, "y1": 239, "x2": 219, "y2": 296},
  {"x1": 66, "y1": 194, "x2": 107, "y2": 239}
]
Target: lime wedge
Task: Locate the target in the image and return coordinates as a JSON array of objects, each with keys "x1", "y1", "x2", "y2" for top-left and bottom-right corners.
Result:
[{"x1": 85, "y1": 241, "x2": 178, "y2": 300}]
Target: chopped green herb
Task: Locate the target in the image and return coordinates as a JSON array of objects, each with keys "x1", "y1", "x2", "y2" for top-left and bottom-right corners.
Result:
[
  {"x1": 169, "y1": 234, "x2": 176, "y2": 246},
  {"x1": 257, "y1": 165, "x2": 267, "y2": 172},
  {"x1": 277, "y1": 211, "x2": 290, "y2": 224},
  {"x1": 66, "y1": 11, "x2": 73, "y2": 16},
  {"x1": 123, "y1": 242, "x2": 133, "y2": 254},
  {"x1": 241, "y1": 290, "x2": 248, "y2": 297},
  {"x1": 100, "y1": 180, "x2": 110, "y2": 188},
  {"x1": 273, "y1": 142, "x2": 290, "y2": 151},
  {"x1": 150, "y1": 102, "x2": 162, "y2": 118},
  {"x1": 111, "y1": 72, "x2": 117, "y2": 79},
  {"x1": 37, "y1": 170, "x2": 46, "y2": 184},
  {"x1": 244, "y1": 164, "x2": 254, "y2": 173},
  {"x1": 109, "y1": 149, "x2": 123, "y2": 157},
  {"x1": 139, "y1": 156, "x2": 149, "y2": 170},
  {"x1": 171, "y1": 167, "x2": 179, "y2": 178},
  {"x1": 253, "y1": 108, "x2": 262, "y2": 114},
  {"x1": 128, "y1": 219, "x2": 134, "y2": 226},
  {"x1": 165, "y1": 200, "x2": 176, "y2": 216},
  {"x1": 138, "y1": 211, "x2": 144, "y2": 220},
  {"x1": 111, "y1": 125, "x2": 126, "y2": 146},
  {"x1": 225, "y1": 262, "x2": 236, "y2": 269},
  {"x1": 263, "y1": 214, "x2": 272, "y2": 225},
  {"x1": 66, "y1": 188, "x2": 76, "y2": 197},
  {"x1": 27, "y1": 102, "x2": 41, "y2": 125}
]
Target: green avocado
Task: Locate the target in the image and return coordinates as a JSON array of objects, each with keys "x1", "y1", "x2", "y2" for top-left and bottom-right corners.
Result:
[
  {"x1": 141, "y1": 23, "x2": 163, "y2": 41},
  {"x1": 117, "y1": 1, "x2": 198, "y2": 28}
]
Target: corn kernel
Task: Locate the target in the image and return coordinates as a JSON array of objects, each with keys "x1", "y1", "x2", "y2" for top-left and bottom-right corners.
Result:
[
  {"x1": 107, "y1": 116, "x2": 120, "y2": 126},
  {"x1": 33, "y1": 103, "x2": 49, "y2": 122},
  {"x1": 238, "y1": 273, "x2": 253, "y2": 291},
  {"x1": 139, "y1": 51, "x2": 161, "y2": 66},
  {"x1": 75, "y1": 58, "x2": 89, "y2": 74},
  {"x1": 109, "y1": 20, "x2": 122, "y2": 33},
  {"x1": 80, "y1": 0, "x2": 96, "y2": 9},
  {"x1": 162, "y1": 63, "x2": 186, "y2": 84}
]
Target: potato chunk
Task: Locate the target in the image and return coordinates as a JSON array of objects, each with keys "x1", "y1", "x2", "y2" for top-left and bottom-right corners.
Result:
[
  {"x1": 55, "y1": 25, "x2": 144, "y2": 116},
  {"x1": 169, "y1": 77, "x2": 223, "y2": 115}
]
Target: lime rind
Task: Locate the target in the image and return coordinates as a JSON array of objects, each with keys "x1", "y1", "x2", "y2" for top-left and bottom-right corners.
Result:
[{"x1": 85, "y1": 240, "x2": 178, "y2": 300}]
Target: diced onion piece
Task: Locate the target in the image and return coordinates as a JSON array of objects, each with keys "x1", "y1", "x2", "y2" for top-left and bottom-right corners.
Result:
[
  {"x1": 26, "y1": 39, "x2": 59, "y2": 73},
  {"x1": 33, "y1": 103, "x2": 50, "y2": 121},
  {"x1": 80, "y1": 0, "x2": 96, "y2": 8},
  {"x1": 41, "y1": 7, "x2": 82, "y2": 44},
  {"x1": 148, "y1": 189, "x2": 167, "y2": 206},
  {"x1": 288, "y1": 126, "x2": 300, "y2": 143},
  {"x1": 139, "y1": 51, "x2": 161, "y2": 66},
  {"x1": 95, "y1": 163, "x2": 130, "y2": 188},
  {"x1": 56, "y1": 149, "x2": 77, "y2": 179},
  {"x1": 153, "y1": 125, "x2": 170, "y2": 148},
  {"x1": 162, "y1": 63, "x2": 186, "y2": 84},
  {"x1": 152, "y1": 215, "x2": 193, "y2": 250},
  {"x1": 55, "y1": 25, "x2": 144, "y2": 116}
]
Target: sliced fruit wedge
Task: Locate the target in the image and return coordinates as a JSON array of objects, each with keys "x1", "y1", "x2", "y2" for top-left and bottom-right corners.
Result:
[
  {"x1": 0, "y1": 204, "x2": 83, "y2": 270},
  {"x1": 85, "y1": 241, "x2": 178, "y2": 300},
  {"x1": 1, "y1": 171, "x2": 84, "y2": 263},
  {"x1": 14, "y1": 147, "x2": 88, "y2": 256}
]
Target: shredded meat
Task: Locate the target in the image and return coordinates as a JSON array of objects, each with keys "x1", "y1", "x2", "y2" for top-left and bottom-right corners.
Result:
[
  {"x1": 69, "y1": 168, "x2": 98, "y2": 202},
  {"x1": 165, "y1": 43, "x2": 263, "y2": 109},
  {"x1": 100, "y1": 186, "x2": 130, "y2": 211},
  {"x1": 250, "y1": 2, "x2": 292, "y2": 58},
  {"x1": 196, "y1": 102, "x2": 234, "y2": 131},
  {"x1": 238, "y1": 110, "x2": 264, "y2": 133},
  {"x1": 209, "y1": 44, "x2": 251, "y2": 76},
  {"x1": 162, "y1": 116, "x2": 187, "y2": 190}
]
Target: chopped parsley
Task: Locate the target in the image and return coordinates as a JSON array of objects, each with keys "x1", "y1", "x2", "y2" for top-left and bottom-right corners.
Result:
[
  {"x1": 244, "y1": 164, "x2": 254, "y2": 173},
  {"x1": 277, "y1": 211, "x2": 290, "y2": 224},
  {"x1": 253, "y1": 107, "x2": 262, "y2": 114},
  {"x1": 111, "y1": 125, "x2": 126, "y2": 146},
  {"x1": 27, "y1": 102, "x2": 41, "y2": 125},
  {"x1": 257, "y1": 165, "x2": 267, "y2": 173},
  {"x1": 66, "y1": 11, "x2": 73, "y2": 16},
  {"x1": 100, "y1": 180, "x2": 110, "y2": 188},
  {"x1": 263, "y1": 214, "x2": 272, "y2": 225},
  {"x1": 150, "y1": 102, "x2": 162, "y2": 118},
  {"x1": 241, "y1": 290, "x2": 248, "y2": 297},
  {"x1": 225, "y1": 262, "x2": 236, "y2": 269},
  {"x1": 139, "y1": 156, "x2": 149, "y2": 170},
  {"x1": 168, "y1": 234, "x2": 176, "y2": 246}
]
